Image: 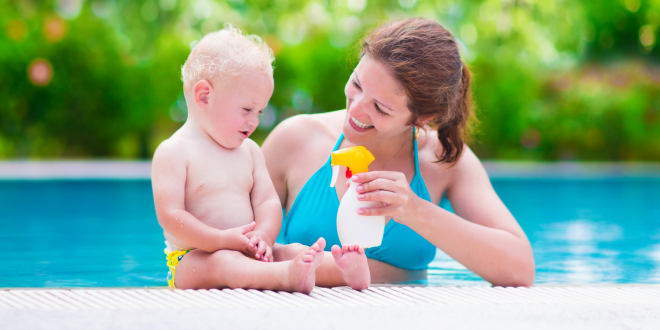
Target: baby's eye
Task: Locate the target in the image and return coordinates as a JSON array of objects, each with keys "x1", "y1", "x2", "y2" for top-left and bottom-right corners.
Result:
[
  {"x1": 243, "y1": 108, "x2": 252, "y2": 112},
  {"x1": 352, "y1": 80, "x2": 361, "y2": 89}
]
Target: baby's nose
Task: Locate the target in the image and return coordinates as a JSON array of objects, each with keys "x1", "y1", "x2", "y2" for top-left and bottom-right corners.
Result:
[{"x1": 247, "y1": 116, "x2": 258, "y2": 128}]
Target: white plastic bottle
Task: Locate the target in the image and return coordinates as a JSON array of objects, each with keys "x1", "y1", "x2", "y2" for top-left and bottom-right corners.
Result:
[{"x1": 330, "y1": 146, "x2": 386, "y2": 248}]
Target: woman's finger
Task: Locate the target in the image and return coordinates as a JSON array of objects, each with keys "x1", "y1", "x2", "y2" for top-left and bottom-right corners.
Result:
[
  {"x1": 357, "y1": 177, "x2": 400, "y2": 194},
  {"x1": 357, "y1": 204, "x2": 400, "y2": 217},
  {"x1": 357, "y1": 189, "x2": 399, "y2": 205},
  {"x1": 351, "y1": 171, "x2": 403, "y2": 183}
]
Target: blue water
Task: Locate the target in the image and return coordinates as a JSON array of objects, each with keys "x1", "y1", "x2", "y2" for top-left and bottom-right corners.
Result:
[{"x1": 1, "y1": 179, "x2": 658, "y2": 287}]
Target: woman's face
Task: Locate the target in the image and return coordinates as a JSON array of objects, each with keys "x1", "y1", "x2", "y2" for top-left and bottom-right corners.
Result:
[
  {"x1": 343, "y1": 56, "x2": 412, "y2": 143},
  {"x1": 343, "y1": 56, "x2": 412, "y2": 144}
]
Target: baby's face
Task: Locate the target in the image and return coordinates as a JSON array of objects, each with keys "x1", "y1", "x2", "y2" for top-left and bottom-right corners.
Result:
[{"x1": 204, "y1": 69, "x2": 274, "y2": 149}]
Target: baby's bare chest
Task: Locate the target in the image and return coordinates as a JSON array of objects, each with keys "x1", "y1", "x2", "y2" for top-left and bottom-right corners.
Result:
[{"x1": 185, "y1": 147, "x2": 254, "y2": 199}]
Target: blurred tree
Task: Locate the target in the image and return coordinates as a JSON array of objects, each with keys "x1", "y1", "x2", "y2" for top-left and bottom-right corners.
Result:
[{"x1": 0, "y1": 0, "x2": 658, "y2": 160}]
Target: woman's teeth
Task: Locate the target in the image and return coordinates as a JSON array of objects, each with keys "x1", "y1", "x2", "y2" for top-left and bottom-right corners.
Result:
[{"x1": 351, "y1": 117, "x2": 374, "y2": 129}]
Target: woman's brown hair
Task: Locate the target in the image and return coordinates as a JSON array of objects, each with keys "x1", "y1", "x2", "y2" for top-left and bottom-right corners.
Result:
[{"x1": 362, "y1": 17, "x2": 474, "y2": 164}]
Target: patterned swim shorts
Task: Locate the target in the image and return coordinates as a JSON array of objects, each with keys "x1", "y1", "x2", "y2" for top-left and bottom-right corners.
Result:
[{"x1": 165, "y1": 248, "x2": 191, "y2": 289}]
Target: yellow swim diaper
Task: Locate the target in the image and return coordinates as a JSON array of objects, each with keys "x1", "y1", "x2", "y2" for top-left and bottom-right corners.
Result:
[{"x1": 165, "y1": 248, "x2": 191, "y2": 289}]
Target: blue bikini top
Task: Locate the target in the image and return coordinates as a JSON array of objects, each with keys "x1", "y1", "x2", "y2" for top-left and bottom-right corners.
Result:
[{"x1": 279, "y1": 128, "x2": 452, "y2": 270}]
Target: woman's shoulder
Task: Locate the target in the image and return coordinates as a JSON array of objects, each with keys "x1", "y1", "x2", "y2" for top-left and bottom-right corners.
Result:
[
  {"x1": 263, "y1": 110, "x2": 345, "y2": 151},
  {"x1": 416, "y1": 128, "x2": 484, "y2": 188}
]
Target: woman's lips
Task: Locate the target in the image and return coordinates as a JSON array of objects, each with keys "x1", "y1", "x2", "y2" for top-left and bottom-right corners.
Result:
[{"x1": 348, "y1": 116, "x2": 374, "y2": 132}]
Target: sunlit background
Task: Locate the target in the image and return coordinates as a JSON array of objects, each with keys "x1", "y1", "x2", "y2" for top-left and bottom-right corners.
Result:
[{"x1": 2, "y1": 0, "x2": 659, "y2": 160}]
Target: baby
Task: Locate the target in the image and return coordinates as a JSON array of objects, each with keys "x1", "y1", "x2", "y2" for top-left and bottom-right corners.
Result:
[{"x1": 152, "y1": 25, "x2": 325, "y2": 293}]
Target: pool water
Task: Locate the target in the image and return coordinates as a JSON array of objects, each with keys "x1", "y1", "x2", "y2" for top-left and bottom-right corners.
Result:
[{"x1": 1, "y1": 179, "x2": 658, "y2": 287}]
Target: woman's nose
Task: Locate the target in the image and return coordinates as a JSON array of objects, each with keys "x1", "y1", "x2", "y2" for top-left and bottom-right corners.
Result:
[{"x1": 348, "y1": 94, "x2": 368, "y2": 116}]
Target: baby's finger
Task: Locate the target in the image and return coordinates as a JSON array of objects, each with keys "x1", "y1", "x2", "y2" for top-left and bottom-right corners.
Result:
[
  {"x1": 255, "y1": 240, "x2": 267, "y2": 259},
  {"x1": 246, "y1": 244, "x2": 258, "y2": 256},
  {"x1": 239, "y1": 221, "x2": 256, "y2": 234},
  {"x1": 248, "y1": 235, "x2": 260, "y2": 249},
  {"x1": 264, "y1": 246, "x2": 273, "y2": 262}
]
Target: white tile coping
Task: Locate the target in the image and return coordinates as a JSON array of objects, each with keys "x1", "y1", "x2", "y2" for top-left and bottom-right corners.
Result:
[
  {"x1": 1, "y1": 285, "x2": 658, "y2": 310},
  {"x1": 3, "y1": 286, "x2": 660, "y2": 330},
  {"x1": 0, "y1": 161, "x2": 658, "y2": 179},
  {"x1": 0, "y1": 161, "x2": 152, "y2": 179}
]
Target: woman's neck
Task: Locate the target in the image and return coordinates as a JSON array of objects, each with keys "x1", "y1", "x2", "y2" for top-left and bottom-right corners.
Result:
[{"x1": 345, "y1": 127, "x2": 415, "y2": 170}]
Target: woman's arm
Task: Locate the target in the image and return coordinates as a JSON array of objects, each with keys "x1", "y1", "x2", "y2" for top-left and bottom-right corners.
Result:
[
  {"x1": 353, "y1": 148, "x2": 535, "y2": 287},
  {"x1": 262, "y1": 112, "x2": 342, "y2": 210},
  {"x1": 261, "y1": 116, "x2": 302, "y2": 207}
]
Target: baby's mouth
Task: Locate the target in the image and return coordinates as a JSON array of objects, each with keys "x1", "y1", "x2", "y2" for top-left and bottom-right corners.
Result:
[{"x1": 240, "y1": 131, "x2": 249, "y2": 138}]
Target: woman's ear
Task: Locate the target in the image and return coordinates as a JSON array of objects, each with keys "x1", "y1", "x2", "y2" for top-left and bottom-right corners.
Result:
[
  {"x1": 194, "y1": 80, "x2": 213, "y2": 110},
  {"x1": 417, "y1": 115, "x2": 435, "y2": 128}
]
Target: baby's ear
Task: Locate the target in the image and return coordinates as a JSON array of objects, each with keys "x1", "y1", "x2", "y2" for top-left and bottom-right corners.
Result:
[{"x1": 194, "y1": 80, "x2": 213, "y2": 109}]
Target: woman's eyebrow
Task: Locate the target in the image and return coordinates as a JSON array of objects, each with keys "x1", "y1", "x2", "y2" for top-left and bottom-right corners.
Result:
[{"x1": 355, "y1": 72, "x2": 395, "y2": 112}]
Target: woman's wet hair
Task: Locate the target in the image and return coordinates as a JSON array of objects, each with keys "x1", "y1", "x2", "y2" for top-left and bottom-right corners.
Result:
[{"x1": 361, "y1": 17, "x2": 475, "y2": 164}]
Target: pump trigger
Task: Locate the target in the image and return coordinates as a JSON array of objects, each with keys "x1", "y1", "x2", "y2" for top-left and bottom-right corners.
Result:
[
  {"x1": 330, "y1": 165, "x2": 340, "y2": 188},
  {"x1": 345, "y1": 168, "x2": 352, "y2": 179}
]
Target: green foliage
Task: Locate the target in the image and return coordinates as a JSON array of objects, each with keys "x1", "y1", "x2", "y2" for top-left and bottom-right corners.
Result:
[{"x1": 1, "y1": 0, "x2": 659, "y2": 160}]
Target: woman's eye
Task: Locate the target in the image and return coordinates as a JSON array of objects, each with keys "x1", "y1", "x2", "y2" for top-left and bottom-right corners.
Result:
[
  {"x1": 375, "y1": 103, "x2": 387, "y2": 115},
  {"x1": 352, "y1": 80, "x2": 361, "y2": 89}
]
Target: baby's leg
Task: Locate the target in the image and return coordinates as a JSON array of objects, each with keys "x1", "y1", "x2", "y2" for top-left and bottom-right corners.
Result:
[
  {"x1": 273, "y1": 243, "x2": 370, "y2": 290},
  {"x1": 175, "y1": 238, "x2": 325, "y2": 293}
]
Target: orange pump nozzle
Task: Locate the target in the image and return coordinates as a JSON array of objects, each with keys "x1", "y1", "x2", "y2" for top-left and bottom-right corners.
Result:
[{"x1": 329, "y1": 146, "x2": 375, "y2": 187}]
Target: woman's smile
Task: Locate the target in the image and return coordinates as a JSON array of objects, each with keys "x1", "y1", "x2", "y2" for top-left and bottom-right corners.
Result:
[{"x1": 349, "y1": 116, "x2": 375, "y2": 132}]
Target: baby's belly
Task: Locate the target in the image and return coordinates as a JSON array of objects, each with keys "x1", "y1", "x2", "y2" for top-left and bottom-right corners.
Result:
[{"x1": 165, "y1": 192, "x2": 255, "y2": 250}]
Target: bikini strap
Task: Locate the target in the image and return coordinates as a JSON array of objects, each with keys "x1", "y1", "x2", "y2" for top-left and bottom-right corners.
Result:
[
  {"x1": 325, "y1": 133, "x2": 345, "y2": 165},
  {"x1": 332, "y1": 133, "x2": 345, "y2": 152},
  {"x1": 413, "y1": 127, "x2": 421, "y2": 175}
]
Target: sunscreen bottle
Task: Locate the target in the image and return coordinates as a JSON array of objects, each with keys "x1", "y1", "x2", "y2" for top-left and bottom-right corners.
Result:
[{"x1": 330, "y1": 146, "x2": 386, "y2": 248}]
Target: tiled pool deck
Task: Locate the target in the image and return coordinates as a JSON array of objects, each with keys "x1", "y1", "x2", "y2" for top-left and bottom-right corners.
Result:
[
  {"x1": 2, "y1": 285, "x2": 660, "y2": 329},
  {"x1": 0, "y1": 285, "x2": 660, "y2": 329}
]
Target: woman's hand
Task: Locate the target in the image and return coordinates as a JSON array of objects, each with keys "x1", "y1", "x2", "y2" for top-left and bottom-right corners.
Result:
[{"x1": 350, "y1": 171, "x2": 419, "y2": 225}]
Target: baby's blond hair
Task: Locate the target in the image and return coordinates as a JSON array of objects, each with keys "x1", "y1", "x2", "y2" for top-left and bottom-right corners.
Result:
[{"x1": 181, "y1": 24, "x2": 274, "y2": 95}]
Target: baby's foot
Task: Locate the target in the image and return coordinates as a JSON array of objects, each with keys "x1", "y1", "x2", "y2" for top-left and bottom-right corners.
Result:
[
  {"x1": 331, "y1": 244, "x2": 370, "y2": 290},
  {"x1": 287, "y1": 238, "x2": 326, "y2": 294}
]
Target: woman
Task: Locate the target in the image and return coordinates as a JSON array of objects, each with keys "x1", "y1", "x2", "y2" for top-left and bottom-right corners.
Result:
[{"x1": 263, "y1": 18, "x2": 535, "y2": 288}]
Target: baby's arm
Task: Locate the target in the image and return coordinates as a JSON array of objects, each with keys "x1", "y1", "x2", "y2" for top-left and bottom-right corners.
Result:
[
  {"x1": 245, "y1": 139, "x2": 283, "y2": 261},
  {"x1": 152, "y1": 140, "x2": 254, "y2": 253}
]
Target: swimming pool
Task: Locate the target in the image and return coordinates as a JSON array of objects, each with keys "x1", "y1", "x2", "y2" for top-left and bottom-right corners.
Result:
[{"x1": 1, "y1": 175, "x2": 659, "y2": 287}]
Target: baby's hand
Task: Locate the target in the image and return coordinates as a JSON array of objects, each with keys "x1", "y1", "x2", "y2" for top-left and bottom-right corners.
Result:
[
  {"x1": 219, "y1": 221, "x2": 256, "y2": 254},
  {"x1": 245, "y1": 230, "x2": 273, "y2": 262}
]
